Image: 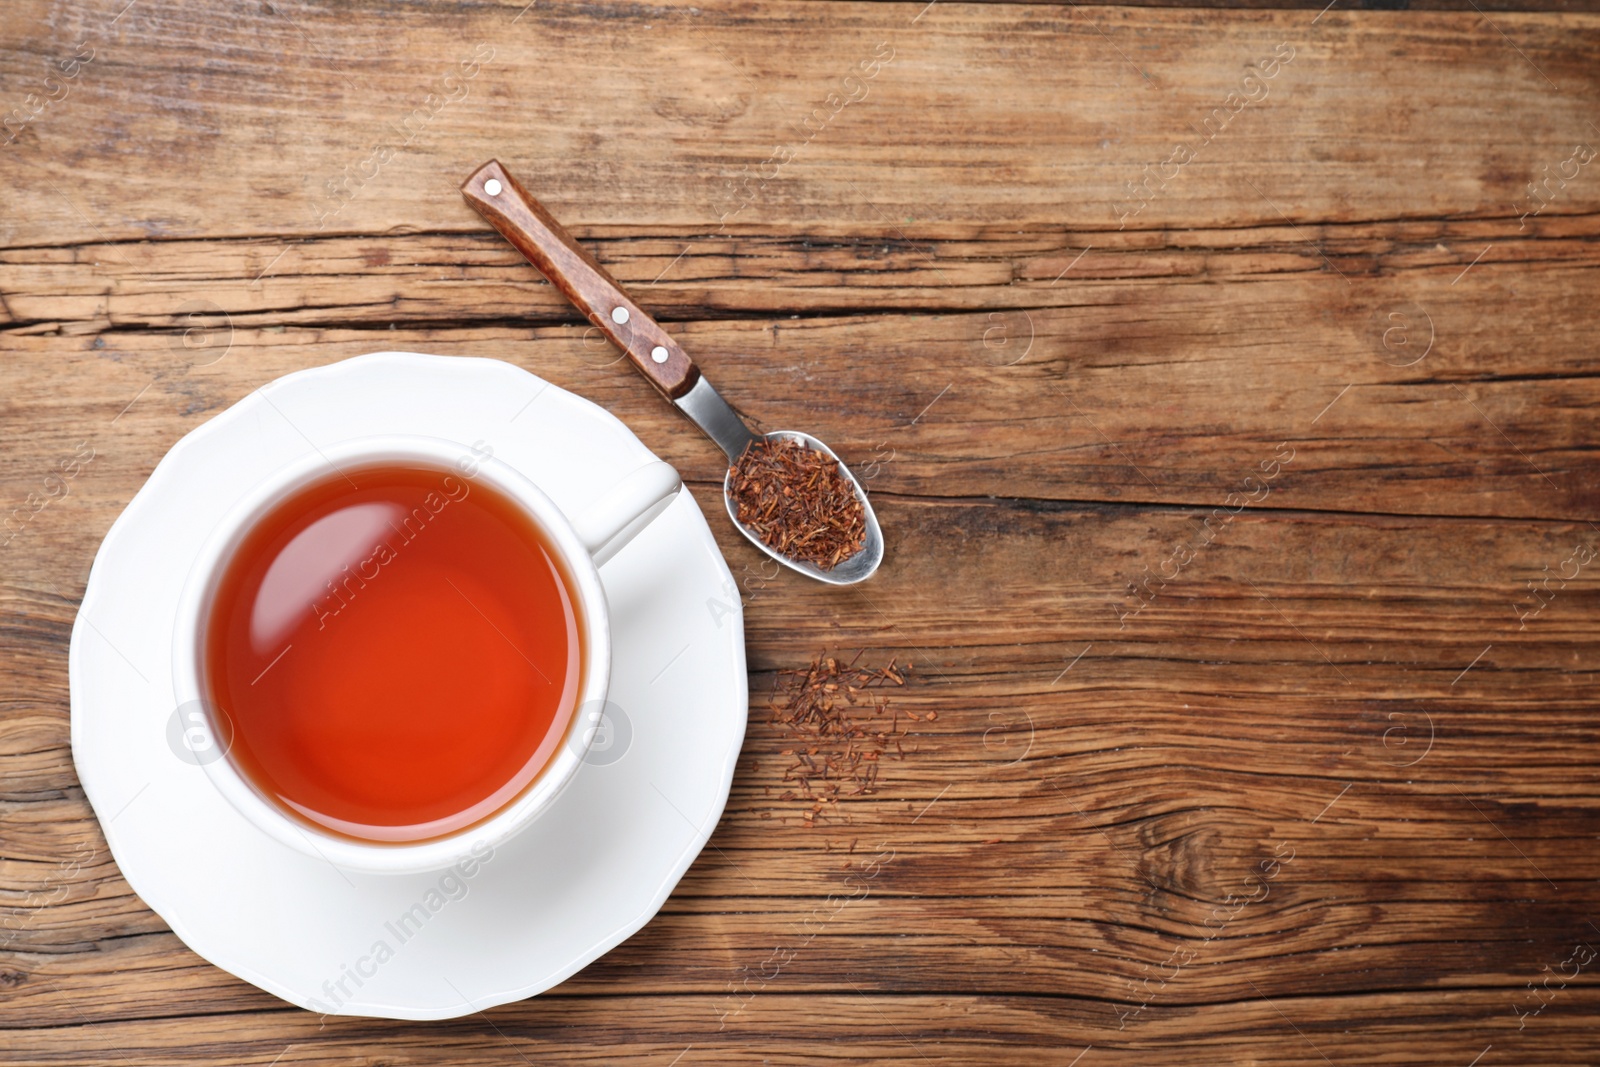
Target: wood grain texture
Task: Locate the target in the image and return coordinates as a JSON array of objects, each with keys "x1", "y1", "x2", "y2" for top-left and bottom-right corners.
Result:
[{"x1": 3, "y1": 0, "x2": 1600, "y2": 1063}]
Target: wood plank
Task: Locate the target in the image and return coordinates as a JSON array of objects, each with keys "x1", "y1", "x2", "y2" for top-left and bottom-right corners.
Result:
[
  {"x1": 5, "y1": 291, "x2": 1600, "y2": 527},
  {"x1": 7, "y1": 219, "x2": 1600, "y2": 329},
  {"x1": 2, "y1": 4, "x2": 1597, "y2": 244},
  {"x1": 1, "y1": 991, "x2": 1599, "y2": 1065}
]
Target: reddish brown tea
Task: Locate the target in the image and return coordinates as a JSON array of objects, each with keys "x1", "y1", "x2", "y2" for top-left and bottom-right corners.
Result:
[{"x1": 203, "y1": 464, "x2": 583, "y2": 844}]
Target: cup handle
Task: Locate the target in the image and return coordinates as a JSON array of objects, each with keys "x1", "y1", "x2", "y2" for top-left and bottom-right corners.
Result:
[{"x1": 571, "y1": 461, "x2": 682, "y2": 566}]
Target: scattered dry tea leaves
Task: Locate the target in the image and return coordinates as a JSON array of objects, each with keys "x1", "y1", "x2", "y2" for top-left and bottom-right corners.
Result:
[
  {"x1": 769, "y1": 652, "x2": 913, "y2": 826},
  {"x1": 728, "y1": 437, "x2": 866, "y2": 570}
]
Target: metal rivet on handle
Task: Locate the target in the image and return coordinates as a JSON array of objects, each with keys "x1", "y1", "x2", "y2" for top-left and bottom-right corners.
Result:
[
  {"x1": 484, "y1": 178, "x2": 502, "y2": 196},
  {"x1": 650, "y1": 346, "x2": 669, "y2": 364},
  {"x1": 611, "y1": 307, "x2": 630, "y2": 325}
]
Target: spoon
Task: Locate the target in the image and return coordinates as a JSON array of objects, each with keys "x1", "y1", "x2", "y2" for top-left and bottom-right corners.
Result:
[{"x1": 461, "y1": 159, "x2": 883, "y2": 586}]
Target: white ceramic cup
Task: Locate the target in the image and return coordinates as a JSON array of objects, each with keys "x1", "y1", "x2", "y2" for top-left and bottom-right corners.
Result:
[{"x1": 169, "y1": 434, "x2": 681, "y2": 875}]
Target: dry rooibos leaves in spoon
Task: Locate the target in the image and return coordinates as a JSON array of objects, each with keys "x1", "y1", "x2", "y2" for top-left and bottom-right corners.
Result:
[{"x1": 728, "y1": 437, "x2": 867, "y2": 570}]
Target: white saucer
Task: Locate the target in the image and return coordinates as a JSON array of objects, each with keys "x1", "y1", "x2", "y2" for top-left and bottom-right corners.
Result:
[{"x1": 69, "y1": 353, "x2": 748, "y2": 1020}]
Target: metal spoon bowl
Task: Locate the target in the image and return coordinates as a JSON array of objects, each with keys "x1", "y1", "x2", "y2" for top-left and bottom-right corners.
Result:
[{"x1": 723, "y1": 430, "x2": 883, "y2": 586}]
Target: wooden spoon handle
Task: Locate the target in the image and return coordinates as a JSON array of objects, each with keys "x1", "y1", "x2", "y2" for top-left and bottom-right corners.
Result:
[{"x1": 461, "y1": 159, "x2": 700, "y2": 399}]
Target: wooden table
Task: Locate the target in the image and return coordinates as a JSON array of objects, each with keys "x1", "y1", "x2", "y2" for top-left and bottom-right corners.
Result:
[{"x1": 4, "y1": 0, "x2": 1599, "y2": 1062}]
